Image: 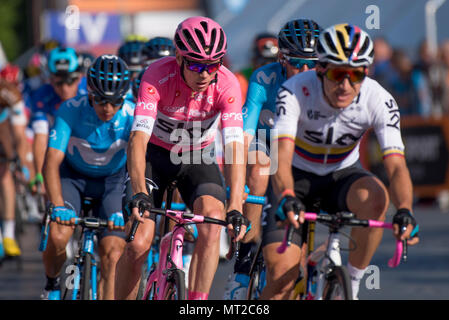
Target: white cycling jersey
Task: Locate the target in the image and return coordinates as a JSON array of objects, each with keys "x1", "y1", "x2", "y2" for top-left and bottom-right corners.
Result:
[{"x1": 273, "y1": 70, "x2": 405, "y2": 176}]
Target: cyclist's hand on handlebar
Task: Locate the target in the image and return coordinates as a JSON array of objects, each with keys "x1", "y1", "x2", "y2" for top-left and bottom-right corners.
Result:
[
  {"x1": 278, "y1": 195, "x2": 305, "y2": 229},
  {"x1": 51, "y1": 206, "x2": 77, "y2": 228},
  {"x1": 226, "y1": 210, "x2": 250, "y2": 242},
  {"x1": 129, "y1": 192, "x2": 152, "y2": 223},
  {"x1": 393, "y1": 208, "x2": 419, "y2": 245}
]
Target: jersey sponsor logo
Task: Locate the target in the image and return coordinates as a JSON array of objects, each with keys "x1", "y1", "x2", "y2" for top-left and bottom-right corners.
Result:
[
  {"x1": 147, "y1": 86, "x2": 156, "y2": 94},
  {"x1": 222, "y1": 112, "x2": 243, "y2": 121},
  {"x1": 67, "y1": 137, "x2": 127, "y2": 166},
  {"x1": 37, "y1": 101, "x2": 44, "y2": 109},
  {"x1": 256, "y1": 70, "x2": 277, "y2": 85},
  {"x1": 175, "y1": 90, "x2": 180, "y2": 97},
  {"x1": 385, "y1": 98, "x2": 400, "y2": 130},
  {"x1": 191, "y1": 92, "x2": 214, "y2": 104},
  {"x1": 307, "y1": 110, "x2": 328, "y2": 120},
  {"x1": 158, "y1": 71, "x2": 176, "y2": 85},
  {"x1": 67, "y1": 95, "x2": 86, "y2": 108},
  {"x1": 136, "y1": 101, "x2": 157, "y2": 112},
  {"x1": 275, "y1": 87, "x2": 289, "y2": 116},
  {"x1": 304, "y1": 127, "x2": 362, "y2": 146},
  {"x1": 227, "y1": 97, "x2": 235, "y2": 104},
  {"x1": 135, "y1": 118, "x2": 151, "y2": 130}
]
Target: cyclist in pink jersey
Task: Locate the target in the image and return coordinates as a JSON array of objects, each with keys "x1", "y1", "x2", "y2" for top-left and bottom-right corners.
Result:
[{"x1": 115, "y1": 16, "x2": 248, "y2": 300}]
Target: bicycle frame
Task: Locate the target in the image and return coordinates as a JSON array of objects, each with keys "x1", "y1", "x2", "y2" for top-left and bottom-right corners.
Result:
[
  {"x1": 71, "y1": 227, "x2": 98, "y2": 300},
  {"x1": 278, "y1": 211, "x2": 405, "y2": 300},
  {"x1": 143, "y1": 209, "x2": 227, "y2": 300}
]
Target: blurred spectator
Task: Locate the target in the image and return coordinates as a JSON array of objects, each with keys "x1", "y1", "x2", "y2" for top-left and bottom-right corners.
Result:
[
  {"x1": 439, "y1": 40, "x2": 449, "y2": 114},
  {"x1": 370, "y1": 36, "x2": 394, "y2": 88},
  {"x1": 388, "y1": 49, "x2": 432, "y2": 116},
  {"x1": 414, "y1": 40, "x2": 449, "y2": 116},
  {"x1": 234, "y1": 33, "x2": 279, "y2": 99}
]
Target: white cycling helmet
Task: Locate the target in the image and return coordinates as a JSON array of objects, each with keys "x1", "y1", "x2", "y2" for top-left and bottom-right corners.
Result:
[{"x1": 317, "y1": 23, "x2": 374, "y2": 67}]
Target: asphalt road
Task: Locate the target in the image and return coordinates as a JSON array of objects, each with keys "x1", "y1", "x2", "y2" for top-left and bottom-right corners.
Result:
[{"x1": 1, "y1": 204, "x2": 448, "y2": 300}]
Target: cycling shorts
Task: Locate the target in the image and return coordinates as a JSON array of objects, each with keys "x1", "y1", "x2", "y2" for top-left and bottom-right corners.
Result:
[
  {"x1": 123, "y1": 143, "x2": 226, "y2": 223},
  {"x1": 60, "y1": 160, "x2": 127, "y2": 240},
  {"x1": 262, "y1": 163, "x2": 373, "y2": 247}
]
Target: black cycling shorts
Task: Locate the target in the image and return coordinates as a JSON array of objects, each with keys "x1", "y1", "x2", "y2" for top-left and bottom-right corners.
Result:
[
  {"x1": 123, "y1": 143, "x2": 226, "y2": 223},
  {"x1": 262, "y1": 163, "x2": 374, "y2": 247}
]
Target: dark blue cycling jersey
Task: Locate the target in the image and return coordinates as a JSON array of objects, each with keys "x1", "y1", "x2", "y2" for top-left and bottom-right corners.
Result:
[{"x1": 48, "y1": 94, "x2": 135, "y2": 177}]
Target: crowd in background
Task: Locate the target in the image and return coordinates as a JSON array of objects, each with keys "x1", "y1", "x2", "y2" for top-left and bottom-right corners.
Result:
[{"x1": 370, "y1": 37, "x2": 449, "y2": 117}]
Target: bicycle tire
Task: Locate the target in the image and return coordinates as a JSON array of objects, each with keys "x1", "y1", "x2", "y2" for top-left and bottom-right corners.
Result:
[
  {"x1": 81, "y1": 253, "x2": 92, "y2": 300},
  {"x1": 246, "y1": 241, "x2": 264, "y2": 300},
  {"x1": 163, "y1": 269, "x2": 186, "y2": 300},
  {"x1": 322, "y1": 265, "x2": 352, "y2": 300}
]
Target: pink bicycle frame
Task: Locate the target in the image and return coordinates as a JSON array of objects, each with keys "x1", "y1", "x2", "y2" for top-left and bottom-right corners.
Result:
[{"x1": 142, "y1": 210, "x2": 212, "y2": 300}]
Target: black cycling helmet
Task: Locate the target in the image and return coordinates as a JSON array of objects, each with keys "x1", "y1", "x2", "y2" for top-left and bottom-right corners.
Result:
[
  {"x1": 278, "y1": 19, "x2": 322, "y2": 58},
  {"x1": 144, "y1": 37, "x2": 175, "y2": 63},
  {"x1": 117, "y1": 40, "x2": 147, "y2": 72},
  {"x1": 132, "y1": 68, "x2": 146, "y2": 101},
  {"x1": 253, "y1": 33, "x2": 279, "y2": 60},
  {"x1": 78, "y1": 51, "x2": 96, "y2": 74},
  {"x1": 87, "y1": 55, "x2": 130, "y2": 100}
]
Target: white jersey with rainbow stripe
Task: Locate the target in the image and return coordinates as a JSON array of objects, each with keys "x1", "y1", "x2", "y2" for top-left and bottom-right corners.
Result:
[
  {"x1": 131, "y1": 57, "x2": 243, "y2": 152},
  {"x1": 273, "y1": 70, "x2": 404, "y2": 176}
]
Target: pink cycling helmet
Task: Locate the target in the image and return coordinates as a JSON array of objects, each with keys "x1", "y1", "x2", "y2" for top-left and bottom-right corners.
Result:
[{"x1": 174, "y1": 16, "x2": 227, "y2": 61}]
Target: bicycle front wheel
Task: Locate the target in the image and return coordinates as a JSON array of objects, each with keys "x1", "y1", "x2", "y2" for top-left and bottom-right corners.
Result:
[
  {"x1": 163, "y1": 269, "x2": 186, "y2": 300},
  {"x1": 322, "y1": 266, "x2": 352, "y2": 300},
  {"x1": 81, "y1": 253, "x2": 92, "y2": 300}
]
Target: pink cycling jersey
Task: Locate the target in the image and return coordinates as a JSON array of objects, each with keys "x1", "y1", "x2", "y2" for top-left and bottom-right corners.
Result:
[{"x1": 132, "y1": 57, "x2": 244, "y2": 152}]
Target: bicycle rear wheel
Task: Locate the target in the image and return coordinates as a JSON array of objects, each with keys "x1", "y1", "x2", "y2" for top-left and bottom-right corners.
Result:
[
  {"x1": 322, "y1": 266, "x2": 352, "y2": 300},
  {"x1": 163, "y1": 269, "x2": 186, "y2": 300}
]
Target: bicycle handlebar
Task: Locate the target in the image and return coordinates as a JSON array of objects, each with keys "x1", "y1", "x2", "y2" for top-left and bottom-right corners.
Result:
[{"x1": 276, "y1": 212, "x2": 407, "y2": 268}]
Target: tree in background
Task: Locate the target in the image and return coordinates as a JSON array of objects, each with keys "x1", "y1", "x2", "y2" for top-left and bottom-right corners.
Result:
[{"x1": 0, "y1": 0, "x2": 28, "y2": 62}]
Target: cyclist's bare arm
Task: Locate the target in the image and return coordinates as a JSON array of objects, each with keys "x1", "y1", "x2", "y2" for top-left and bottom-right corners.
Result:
[
  {"x1": 272, "y1": 138, "x2": 304, "y2": 228},
  {"x1": 33, "y1": 133, "x2": 48, "y2": 176},
  {"x1": 383, "y1": 155, "x2": 418, "y2": 245},
  {"x1": 42, "y1": 146, "x2": 65, "y2": 207},
  {"x1": 223, "y1": 140, "x2": 246, "y2": 240},
  {"x1": 126, "y1": 130, "x2": 151, "y2": 223}
]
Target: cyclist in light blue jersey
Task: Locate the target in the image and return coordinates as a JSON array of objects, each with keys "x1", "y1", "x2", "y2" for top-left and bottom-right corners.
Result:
[
  {"x1": 41, "y1": 55, "x2": 133, "y2": 300},
  {"x1": 30, "y1": 47, "x2": 87, "y2": 190},
  {"x1": 224, "y1": 19, "x2": 322, "y2": 300}
]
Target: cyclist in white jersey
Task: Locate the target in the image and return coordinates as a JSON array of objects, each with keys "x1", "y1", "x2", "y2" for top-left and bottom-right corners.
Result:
[{"x1": 269, "y1": 24, "x2": 419, "y2": 300}]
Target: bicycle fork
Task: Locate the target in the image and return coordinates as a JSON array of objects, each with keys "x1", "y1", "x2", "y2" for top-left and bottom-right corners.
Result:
[{"x1": 314, "y1": 233, "x2": 341, "y2": 300}]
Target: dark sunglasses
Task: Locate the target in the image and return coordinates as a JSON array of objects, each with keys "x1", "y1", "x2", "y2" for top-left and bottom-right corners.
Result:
[
  {"x1": 91, "y1": 94, "x2": 124, "y2": 107},
  {"x1": 53, "y1": 76, "x2": 79, "y2": 87},
  {"x1": 284, "y1": 56, "x2": 317, "y2": 69},
  {"x1": 324, "y1": 68, "x2": 366, "y2": 84},
  {"x1": 184, "y1": 58, "x2": 222, "y2": 74}
]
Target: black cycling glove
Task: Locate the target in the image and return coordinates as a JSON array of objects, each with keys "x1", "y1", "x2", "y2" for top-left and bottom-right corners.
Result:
[
  {"x1": 129, "y1": 192, "x2": 152, "y2": 215},
  {"x1": 393, "y1": 208, "x2": 419, "y2": 237},
  {"x1": 226, "y1": 210, "x2": 250, "y2": 233},
  {"x1": 277, "y1": 195, "x2": 305, "y2": 221}
]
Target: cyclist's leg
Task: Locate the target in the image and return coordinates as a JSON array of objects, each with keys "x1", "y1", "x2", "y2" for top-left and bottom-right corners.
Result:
[
  {"x1": 259, "y1": 183, "x2": 302, "y2": 300},
  {"x1": 328, "y1": 165, "x2": 389, "y2": 299},
  {"x1": 115, "y1": 175, "x2": 158, "y2": 300},
  {"x1": 42, "y1": 162, "x2": 83, "y2": 278},
  {"x1": 96, "y1": 168, "x2": 127, "y2": 300},
  {"x1": 177, "y1": 161, "x2": 226, "y2": 299},
  {"x1": 0, "y1": 161, "x2": 20, "y2": 256},
  {"x1": 115, "y1": 146, "x2": 171, "y2": 300}
]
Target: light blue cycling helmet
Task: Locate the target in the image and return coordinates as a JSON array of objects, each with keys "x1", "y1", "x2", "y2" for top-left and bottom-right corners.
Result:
[{"x1": 47, "y1": 47, "x2": 80, "y2": 76}]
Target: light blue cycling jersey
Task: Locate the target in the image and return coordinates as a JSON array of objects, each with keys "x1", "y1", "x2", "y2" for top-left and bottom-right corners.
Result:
[
  {"x1": 48, "y1": 94, "x2": 135, "y2": 177},
  {"x1": 242, "y1": 62, "x2": 286, "y2": 137}
]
